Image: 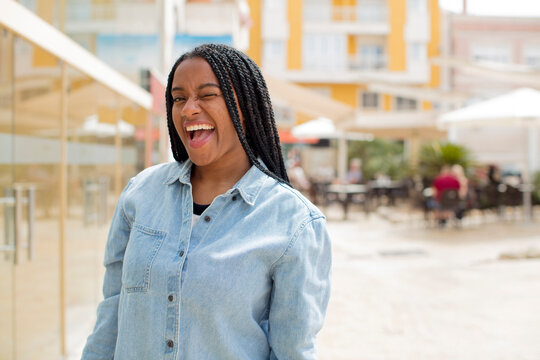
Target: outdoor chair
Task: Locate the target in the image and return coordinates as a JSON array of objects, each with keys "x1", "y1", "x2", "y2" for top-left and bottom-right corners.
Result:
[
  {"x1": 436, "y1": 189, "x2": 463, "y2": 226},
  {"x1": 439, "y1": 189, "x2": 461, "y2": 211},
  {"x1": 475, "y1": 184, "x2": 501, "y2": 216},
  {"x1": 499, "y1": 184, "x2": 523, "y2": 219},
  {"x1": 311, "y1": 180, "x2": 332, "y2": 206},
  {"x1": 500, "y1": 185, "x2": 522, "y2": 207}
]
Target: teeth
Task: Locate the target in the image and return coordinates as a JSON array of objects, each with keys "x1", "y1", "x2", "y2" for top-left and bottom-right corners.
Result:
[{"x1": 186, "y1": 124, "x2": 215, "y2": 132}]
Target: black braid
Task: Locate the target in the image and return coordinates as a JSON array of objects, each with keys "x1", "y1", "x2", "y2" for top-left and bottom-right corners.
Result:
[{"x1": 165, "y1": 43, "x2": 290, "y2": 184}]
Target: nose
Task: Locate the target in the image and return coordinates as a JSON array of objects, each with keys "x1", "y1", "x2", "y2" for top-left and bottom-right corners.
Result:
[{"x1": 181, "y1": 96, "x2": 201, "y2": 118}]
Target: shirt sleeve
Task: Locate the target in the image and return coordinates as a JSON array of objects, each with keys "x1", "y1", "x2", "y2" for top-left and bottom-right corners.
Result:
[
  {"x1": 81, "y1": 180, "x2": 133, "y2": 360},
  {"x1": 268, "y1": 216, "x2": 332, "y2": 360}
]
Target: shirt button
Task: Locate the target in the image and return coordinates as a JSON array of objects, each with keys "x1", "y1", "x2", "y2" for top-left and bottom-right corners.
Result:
[
  {"x1": 179, "y1": 250, "x2": 184, "y2": 257},
  {"x1": 167, "y1": 340, "x2": 174, "y2": 348},
  {"x1": 232, "y1": 195, "x2": 237, "y2": 201},
  {"x1": 168, "y1": 294, "x2": 174, "y2": 302},
  {"x1": 204, "y1": 215, "x2": 211, "y2": 222}
]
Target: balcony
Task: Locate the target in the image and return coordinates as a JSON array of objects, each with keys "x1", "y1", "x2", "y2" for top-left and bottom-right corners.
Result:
[
  {"x1": 303, "y1": 4, "x2": 389, "y2": 35},
  {"x1": 305, "y1": 4, "x2": 387, "y2": 22},
  {"x1": 65, "y1": 0, "x2": 157, "y2": 33},
  {"x1": 348, "y1": 54, "x2": 387, "y2": 71}
]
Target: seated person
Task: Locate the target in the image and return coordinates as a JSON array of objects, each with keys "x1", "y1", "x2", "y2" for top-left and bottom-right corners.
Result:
[
  {"x1": 346, "y1": 158, "x2": 363, "y2": 184},
  {"x1": 430, "y1": 165, "x2": 461, "y2": 225}
]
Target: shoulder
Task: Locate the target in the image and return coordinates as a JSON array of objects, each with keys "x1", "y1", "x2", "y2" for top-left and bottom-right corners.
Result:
[
  {"x1": 119, "y1": 162, "x2": 185, "y2": 219},
  {"x1": 128, "y1": 162, "x2": 182, "y2": 189},
  {"x1": 120, "y1": 162, "x2": 184, "y2": 205},
  {"x1": 257, "y1": 173, "x2": 325, "y2": 224}
]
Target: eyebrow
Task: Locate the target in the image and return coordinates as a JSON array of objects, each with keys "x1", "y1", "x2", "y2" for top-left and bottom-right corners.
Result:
[{"x1": 171, "y1": 83, "x2": 220, "y2": 92}]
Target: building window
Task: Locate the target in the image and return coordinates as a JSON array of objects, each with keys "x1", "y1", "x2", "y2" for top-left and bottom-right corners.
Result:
[
  {"x1": 303, "y1": 0, "x2": 331, "y2": 22},
  {"x1": 525, "y1": 55, "x2": 540, "y2": 68},
  {"x1": 408, "y1": 42, "x2": 426, "y2": 62},
  {"x1": 408, "y1": 0, "x2": 426, "y2": 13},
  {"x1": 357, "y1": 0, "x2": 387, "y2": 22},
  {"x1": 263, "y1": 0, "x2": 286, "y2": 11},
  {"x1": 356, "y1": 44, "x2": 385, "y2": 70},
  {"x1": 472, "y1": 44, "x2": 511, "y2": 64},
  {"x1": 303, "y1": 33, "x2": 347, "y2": 71},
  {"x1": 396, "y1": 96, "x2": 417, "y2": 110},
  {"x1": 361, "y1": 92, "x2": 379, "y2": 109},
  {"x1": 263, "y1": 40, "x2": 286, "y2": 71},
  {"x1": 523, "y1": 45, "x2": 540, "y2": 69}
]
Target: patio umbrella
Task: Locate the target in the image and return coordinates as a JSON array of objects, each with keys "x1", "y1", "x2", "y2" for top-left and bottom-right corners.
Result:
[
  {"x1": 292, "y1": 117, "x2": 372, "y2": 141},
  {"x1": 438, "y1": 88, "x2": 540, "y2": 127},
  {"x1": 438, "y1": 87, "x2": 540, "y2": 219},
  {"x1": 291, "y1": 117, "x2": 372, "y2": 182}
]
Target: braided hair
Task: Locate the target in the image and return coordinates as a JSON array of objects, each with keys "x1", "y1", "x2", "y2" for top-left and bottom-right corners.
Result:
[{"x1": 165, "y1": 44, "x2": 290, "y2": 184}]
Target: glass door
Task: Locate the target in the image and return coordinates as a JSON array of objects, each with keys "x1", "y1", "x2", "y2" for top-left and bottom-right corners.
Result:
[
  {"x1": 0, "y1": 26, "x2": 15, "y2": 360},
  {"x1": 11, "y1": 35, "x2": 62, "y2": 359}
]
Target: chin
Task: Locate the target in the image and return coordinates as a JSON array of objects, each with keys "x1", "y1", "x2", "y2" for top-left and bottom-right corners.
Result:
[{"x1": 187, "y1": 152, "x2": 216, "y2": 167}]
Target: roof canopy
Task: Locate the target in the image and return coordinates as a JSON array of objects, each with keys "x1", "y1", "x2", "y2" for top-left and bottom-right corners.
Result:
[
  {"x1": 438, "y1": 88, "x2": 540, "y2": 128},
  {"x1": 338, "y1": 110, "x2": 445, "y2": 139},
  {"x1": 265, "y1": 75, "x2": 355, "y2": 123}
]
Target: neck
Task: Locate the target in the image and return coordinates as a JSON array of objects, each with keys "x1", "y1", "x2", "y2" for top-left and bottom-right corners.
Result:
[{"x1": 190, "y1": 154, "x2": 252, "y2": 204}]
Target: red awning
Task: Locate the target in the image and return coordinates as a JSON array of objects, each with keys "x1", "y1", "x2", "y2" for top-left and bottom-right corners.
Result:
[{"x1": 278, "y1": 130, "x2": 318, "y2": 144}]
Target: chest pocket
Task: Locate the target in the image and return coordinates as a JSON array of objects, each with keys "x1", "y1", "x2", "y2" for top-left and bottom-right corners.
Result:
[{"x1": 122, "y1": 223, "x2": 166, "y2": 293}]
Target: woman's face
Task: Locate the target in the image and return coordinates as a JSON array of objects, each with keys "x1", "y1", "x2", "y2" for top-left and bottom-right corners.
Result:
[{"x1": 171, "y1": 57, "x2": 245, "y2": 168}]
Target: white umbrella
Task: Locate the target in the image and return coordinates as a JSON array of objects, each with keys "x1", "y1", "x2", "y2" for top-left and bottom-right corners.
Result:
[
  {"x1": 291, "y1": 117, "x2": 372, "y2": 182},
  {"x1": 292, "y1": 117, "x2": 373, "y2": 141},
  {"x1": 438, "y1": 87, "x2": 540, "y2": 220},
  {"x1": 439, "y1": 88, "x2": 540, "y2": 127}
]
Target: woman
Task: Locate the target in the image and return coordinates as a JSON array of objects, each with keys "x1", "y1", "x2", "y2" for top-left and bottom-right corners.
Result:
[{"x1": 82, "y1": 44, "x2": 332, "y2": 360}]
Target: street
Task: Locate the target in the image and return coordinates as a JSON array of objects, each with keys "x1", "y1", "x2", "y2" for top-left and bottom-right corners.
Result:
[{"x1": 318, "y1": 206, "x2": 540, "y2": 360}]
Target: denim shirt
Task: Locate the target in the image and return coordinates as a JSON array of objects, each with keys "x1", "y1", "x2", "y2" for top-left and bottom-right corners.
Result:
[{"x1": 82, "y1": 160, "x2": 332, "y2": 360}]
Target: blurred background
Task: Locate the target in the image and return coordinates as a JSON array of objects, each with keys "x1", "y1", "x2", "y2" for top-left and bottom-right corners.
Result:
[{"x1": 1, "y1": 0, "x2": 539, "y2": 359}]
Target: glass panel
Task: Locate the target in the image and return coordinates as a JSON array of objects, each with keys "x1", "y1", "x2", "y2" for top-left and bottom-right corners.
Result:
[
  {"x1": 64, "y1": 67, "x2": 105, "y2": 356},
  {"x1": 121, "y1": 105, "x2": 140, "y2": 187},
  {"x1": 0, "y1": 26, "x2": 15, "y2": 360},
  {"x1": 13, "y1": 35, "x2": 62, "y2": 359},
  {"x1": 63, "y1": 68, "x2": 142, "y2": 358}
]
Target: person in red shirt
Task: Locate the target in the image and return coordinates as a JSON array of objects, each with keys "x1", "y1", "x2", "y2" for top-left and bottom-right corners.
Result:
[
  {"x1": 432, "y1": 165, "x2": 460, "y2": 202},
  {"x1": 431, "y1": 165, "x2": 461, "y2": 226}
]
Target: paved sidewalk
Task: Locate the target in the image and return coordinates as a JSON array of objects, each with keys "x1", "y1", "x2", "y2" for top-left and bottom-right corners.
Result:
[{"x1": 317, "y1": 205, "x2": 540, "y2": 360}]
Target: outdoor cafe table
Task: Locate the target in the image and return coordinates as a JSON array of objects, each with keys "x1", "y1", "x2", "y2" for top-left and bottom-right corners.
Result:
[
  {"x1": 368, "y1": 180, "x2": 403, "y2": 206},
  {"x1": 326, "y1": 184, "x2": 370, "y2": 220}
]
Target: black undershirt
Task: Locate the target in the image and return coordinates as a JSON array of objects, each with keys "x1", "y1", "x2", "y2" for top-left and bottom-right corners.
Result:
[{"x1": 193, "y1": 202, "x2": 210, "y2": 216}]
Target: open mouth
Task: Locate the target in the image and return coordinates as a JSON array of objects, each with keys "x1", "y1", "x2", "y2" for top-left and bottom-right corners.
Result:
[
  {"x1": 186, "y1": 123, "x2": 215, "y2": 140},
  {"x1": 186, "y1": 124, "x2": 214, "y2": 147}
]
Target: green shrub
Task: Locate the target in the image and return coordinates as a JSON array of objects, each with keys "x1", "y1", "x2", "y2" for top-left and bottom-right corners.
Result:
[
  {"x1": 348, "y1": 139, "x2": 410, "y2": 181},
  {"x1": 418, "y1": 141, "x2": 474, "y2": 182}
]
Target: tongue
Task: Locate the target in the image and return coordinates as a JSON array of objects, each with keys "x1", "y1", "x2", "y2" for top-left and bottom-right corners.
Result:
[{"x1": 192, "y1": 129, "x2": 213, "y2": 141}]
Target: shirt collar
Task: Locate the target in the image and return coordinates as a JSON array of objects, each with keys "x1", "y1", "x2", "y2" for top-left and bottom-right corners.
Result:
[
  {"x1": 163, "y1": 159, "x2": 270, "y2": 206},
  {"x1": 163, "y1": 160, "x2": 192, "y2": 185}
]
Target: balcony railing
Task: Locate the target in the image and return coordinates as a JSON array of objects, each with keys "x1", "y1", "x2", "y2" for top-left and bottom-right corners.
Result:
[
  {"x1": 66, "y1": 1, "x2": 153, "y2": 22},
  {"x1": 304, "y1": 4, "x2": 388, "y2": 23},
  {"x1": 348, "y1": 54, "x2": 387, "y2": 71}
]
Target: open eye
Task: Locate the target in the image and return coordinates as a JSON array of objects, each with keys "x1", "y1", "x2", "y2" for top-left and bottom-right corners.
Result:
[{"x1": 173, "y1": 96, "x2": 187, "y2": 103}]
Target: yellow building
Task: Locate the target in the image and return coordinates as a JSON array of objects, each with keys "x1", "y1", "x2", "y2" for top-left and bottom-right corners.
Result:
[{"x1": 247, "y1": 0, "x2": 445, "y2": 142}]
